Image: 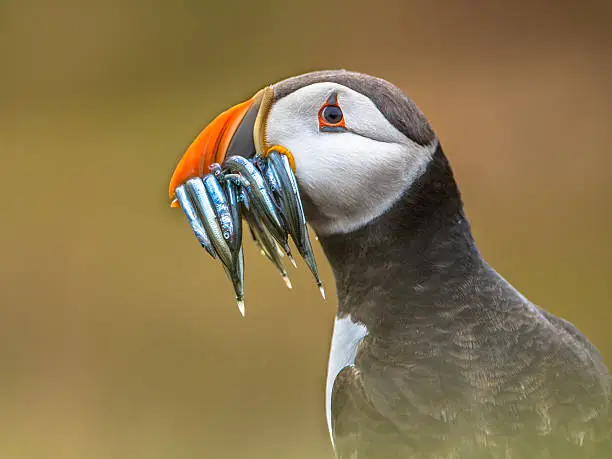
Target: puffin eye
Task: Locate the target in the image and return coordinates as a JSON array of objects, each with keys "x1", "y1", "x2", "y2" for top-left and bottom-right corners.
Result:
[
  {"x1": 322, "y1": 105, "x2": 343, "y2": 124},
  {"x1": 318, "y1": 93, "x2": 347, "y2": 132}
]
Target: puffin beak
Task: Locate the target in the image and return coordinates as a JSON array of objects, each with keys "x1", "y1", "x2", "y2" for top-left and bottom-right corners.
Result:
[{"x1": 168, "y1": 87, "x2": 274, "y2": 206}]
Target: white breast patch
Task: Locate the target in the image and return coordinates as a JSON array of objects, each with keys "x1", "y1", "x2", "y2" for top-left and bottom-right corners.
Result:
[{"x1": 325, "y1": 314, "x2": 369, "y2": 448}]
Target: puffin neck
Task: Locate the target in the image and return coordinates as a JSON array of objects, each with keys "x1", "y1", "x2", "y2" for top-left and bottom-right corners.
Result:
[{"x1": 317, "y1": 144, "x2": 484, "y2": 327}]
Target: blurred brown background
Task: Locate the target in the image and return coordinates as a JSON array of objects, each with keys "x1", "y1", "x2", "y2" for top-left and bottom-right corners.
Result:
[{"x1": 1, "y1": 0, "x2": 611, "y2": 458}]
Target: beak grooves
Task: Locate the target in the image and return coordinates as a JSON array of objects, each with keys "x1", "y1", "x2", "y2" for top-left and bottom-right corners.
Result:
[
  {"x1": 168, "y1": 86, "x2": 274, "y2": 206},
  {"x1": 253, "y1": 87, "x2": 274, "y2": 156}
]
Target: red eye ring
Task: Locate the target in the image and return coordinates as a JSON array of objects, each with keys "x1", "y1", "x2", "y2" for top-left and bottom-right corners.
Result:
[{"x1": 318, "y1": 93, "x2": 346, "y2": 132}]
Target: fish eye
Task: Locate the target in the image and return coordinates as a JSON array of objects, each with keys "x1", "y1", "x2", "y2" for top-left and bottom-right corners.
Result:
[{"x1": 322, "y1": 105, "x2": 343, "y2": 125}]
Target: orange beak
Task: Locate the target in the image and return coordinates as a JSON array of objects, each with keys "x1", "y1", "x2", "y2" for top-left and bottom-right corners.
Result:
[{"x1": 168, "y1": 87, "x2": 274, "y2": 207}]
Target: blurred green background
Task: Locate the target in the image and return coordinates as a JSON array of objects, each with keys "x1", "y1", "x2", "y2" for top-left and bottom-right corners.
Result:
[{"x1": 1, "y1": 1, "x2": 611, "y2": 458}]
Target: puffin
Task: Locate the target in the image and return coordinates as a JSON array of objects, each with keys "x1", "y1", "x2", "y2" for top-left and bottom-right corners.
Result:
[{"x1": 169, "y1": 70, "x2": 611, "y2": 458}]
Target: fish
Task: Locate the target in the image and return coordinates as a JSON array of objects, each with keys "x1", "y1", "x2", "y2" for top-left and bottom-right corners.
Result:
[
  {"x1": 234, "y1": 247, "x2": 245, "y2": 313},
  {"x1": 173, "y1": 154, "x2": 321, "y2": 308},
  {"x1": 174, "y1": 184, "x2": 216, "y2": 258},
  {"x1": 253, "y1": 157, "x2": 292, "y2": 236},
  {"x1": 203, "y1": 174, "x2": 235, "y2": 248},
  {"x1": 223, "y1": 176, "x2": 243, "y2": 257},
  {"x1": 188, "y1": 175, "x2": 247, "y2": 315},
  {"x1": 261, "y1": 155, "x2": 299, "y2": 239},
  {"x1": 241, "y1": 189, "x2": 292, "y2": 289},
  {"x1": 266, "y1": 151, "x2": 324, "y2": 297},
  {"x1": 223, "y1": 247, "x2": 245, "y2": 316},
  {"x1": 261, "y1": 159, "x2": 281, "y2": 194},
  {"x1": 223, "y1": 176, "x2": 246, "y2": 314},
  {"x1": 224, "y1": 156, "x2": 294, "y2": 261},
  {"x1": 184, "y1": 177, "x2": 233, "y2": 272}
]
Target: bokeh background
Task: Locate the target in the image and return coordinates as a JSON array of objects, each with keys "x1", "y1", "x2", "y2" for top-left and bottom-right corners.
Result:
[{"x1": 1, "y1": 1, "x2": 611, "y2": 458}]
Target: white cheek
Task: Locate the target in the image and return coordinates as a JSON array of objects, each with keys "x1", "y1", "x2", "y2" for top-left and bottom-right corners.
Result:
[
  {"x1": 290, "y1": 133, "x2": 434, "y2": 234},
  {"x1": 266, "y1": 83, "x2": 436, "y2": 235}
]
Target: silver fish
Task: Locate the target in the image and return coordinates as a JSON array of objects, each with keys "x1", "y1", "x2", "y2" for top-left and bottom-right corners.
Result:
[
  {"x1": 223, "y1": 177, "x2": 243, "y2": 257},
  {"x1": 223, "y1": 247, "x2": 245, "y2": 316},
  {"x1": 224, "y1": 156, "x2": 292, "y2": 258},
  {"x1": 185, "y1": 177, "x2": 233, "y2": 271},
  {"x1": 241, "y1": 190, "x2": 292, "y2": 289},
  {"x1": 266, "y1": 152, "x2": 302, "y2": 234},
  {"x1": 189, "y1": 176, "x2": 247, "y2": 313},
  {"x1": 223, "y1": 176, "x2": 246, "y2": 313},
  {"x1": 235, "y1": 247, "x2": 245, "y2": 314},
  {"x1": 267, "y1": 151, "x2": 323, "y2": 297},
  {"x1": 254, "y1": 158, "x2": 291, "y2": 233},
  {"x1": 202, "y1": 174, "x2": 235, "y2": 251},
  {"x1": 261, "y1": 155, "x2": 298, "y2": 238},
  {"x1": 223, "y1": 173, "x2": 250, "y2": 188},
  {"x1": 208, "y1": 162, "x2": 224, "y2": 178},
  {"x1": 174, "y1": 184, "x2": 216, "y2": 258},
  {"x1": 262, "y1": 161, "x2": 281, "y2": 194}
]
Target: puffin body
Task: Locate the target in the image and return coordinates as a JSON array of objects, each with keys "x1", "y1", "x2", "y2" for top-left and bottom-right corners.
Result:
[
  {"x1": 320, "y1": 146, "x2": 610, "y2": 459},
  {"x1": 169, "y1": 70, "x2": 611, "y2": 458}
]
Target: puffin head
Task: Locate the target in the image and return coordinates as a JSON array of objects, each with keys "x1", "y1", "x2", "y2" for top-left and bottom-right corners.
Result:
[{"x1": 169, "y1": 70, "x2": 439, "y2": 236}]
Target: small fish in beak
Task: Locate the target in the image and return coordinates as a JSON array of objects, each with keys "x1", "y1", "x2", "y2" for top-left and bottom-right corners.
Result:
[
  {"x1": 174, "y1": 184, "x2": 216, "y2": 258},
  {"x1": 183, "y1": 176, "x2": 247, "y2": 314},
  {"x1": 184, "y1": 177, "x2": 233, "y2": 271},
  {"x1": 224, "y1": 156, "x2": 295, "y2": 262},
  {"x1": 203, "y1": 174, "x2": 235, "y2": 249},
  {"x1": 168, "y1": 86, "x2": 323, "y2": 312},
  {"x1": 222, "y1": 247, "x2": 245, "y2": 316},
  {"x1": 222, "y1": 173, "x2": 245, "y2": 258},
  {"x1": 201, "y1": 172, "x2": 248, "y2": 314},
  {"x1": 241, "y1": 189, "x2": 292, "y2": 289},
  {"x1": 264, "y1": 150, "x2": 323, "y2": 297}
]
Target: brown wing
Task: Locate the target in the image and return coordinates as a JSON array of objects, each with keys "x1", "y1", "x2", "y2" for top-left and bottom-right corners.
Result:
[
  {"x1": 330, "y1": 308, "x2": 611, "y2": 459},
  {"x1": 331, "y1": 365, "x2": 415, "y2": 459}
]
